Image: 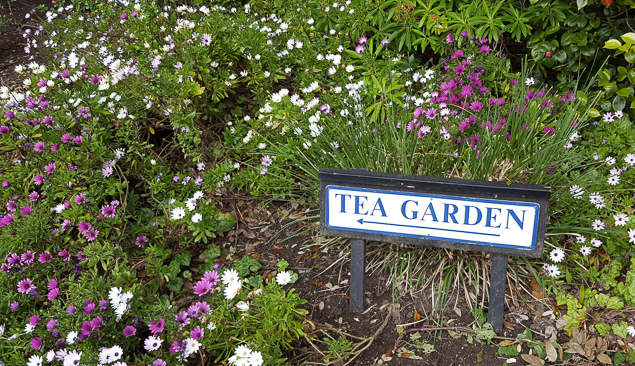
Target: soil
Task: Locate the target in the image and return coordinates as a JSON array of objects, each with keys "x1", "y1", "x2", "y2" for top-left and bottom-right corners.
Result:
[
  {"x1": 207, "y1": 192, "x2": 557, "y2": 366},
  {"x1": 0, "y1": 0, "x2": 50, "y2": 90}
]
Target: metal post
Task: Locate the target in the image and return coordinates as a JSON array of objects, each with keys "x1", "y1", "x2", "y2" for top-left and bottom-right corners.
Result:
[
  {"x1": 350, "y1": 239, "x2": 365, "y2": 312},
  {"x1": 487, "y1": 253, "x2": 508, "y2": 334}
]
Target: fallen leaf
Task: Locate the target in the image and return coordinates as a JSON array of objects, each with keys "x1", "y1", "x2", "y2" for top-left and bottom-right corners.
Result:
[
  {"x1": 596, "y1": 353, "x2": 612, "y2": 364},
  {"x1": 273, "y1": 245, "x2": 282, "y2": 249},
  {"x1": 386, "y1": 348, "x2": 393, "y2": 357},
  {"x1": 414, "y1": 312, "x2": 421, "y2": 321},
  {"x1": 521, "y1": 354, "x2": 545, "y2": 366},
  {"x1": 545, "y1": 341, "x2": 557, "y2": 362},
  {"x1": 400, "y1": 353, "x2": 412, "y2": 358},
  {"x1": 530, "y1": 278, "x2": 541, "y2": 292},
  {"x1": 242, "y1": 230, "x2": 256, "y2": 239},
  {"x1": 477, "y1": 351, "x2": 483, "y2": 362},
  {"x1": 504, "y1": 320, "x2": 515, "y2": 330},
  {"x1": 499, "y1": 340, "x2": 515, "y2": 347},
  {"x1": 319, "y1": 301, "x2": 324, "y2": 310}
]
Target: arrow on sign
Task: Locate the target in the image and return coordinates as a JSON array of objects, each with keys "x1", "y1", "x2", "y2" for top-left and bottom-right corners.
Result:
[{"x1": 356, "y1": 218, "x2": 500, "y2": 237}]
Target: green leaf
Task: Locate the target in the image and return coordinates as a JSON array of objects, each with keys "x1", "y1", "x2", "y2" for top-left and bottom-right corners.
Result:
[
  {"x1": 173, "y1": 251, "x2": 192, "y2": 266},
  {"x1": 612, "y1": 321, "x2": 629, "y2": 338},
  {"x1": 625, "y1": 49, "x2": 635, "y2": 63},
  {"x1": 616, "y1": 87, "x2": 631, "y2": 97},
  {"x1": 277, "y1": 259, "x2": 289, "y2": 271},
  {"x1": 613, "y1": 95, "x2": 626, "y2": 111},
  {"x1": 167, "y1": 278, "x2": 183, "y2": 292},
  {"x1": 621, "y1": 32, "x2": 635, "y2": 45},
  {"x1": 498, "y1": 344, "x2": 519, "y2": 356},
  {"x1": 204, "y1": 244, "x2": 221, "y2": 261},
  {"x1": 604, "y1": 39, "x2": 622, "y2": 49},
  {"x1": 554, "y1": 50, "x2": 567, "y2": 63},
  {"x1": 215, "y1": 212, "x2": 236, "y2": 232},
  {"x1": 595, "y1": 322, "x2": 610, "y2": 337},
  {"x1": 577, "y1": 0, "x2": 588, "y2": 9}
]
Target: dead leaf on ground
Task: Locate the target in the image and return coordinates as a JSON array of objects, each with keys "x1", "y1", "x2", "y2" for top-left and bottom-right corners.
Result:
[
  {"x1": 545, "y1": 341, "x2": 557, "y2": 362},
  {"x1": 499, "y1": 340, "x2": 515, "y2": 347},
  {"x1": 521, "y1": 354, "x2": 545, "y2": 366},
  {"x1": 596, "y1": 353, "x2": 612, "y2": 364},
  {"x1": 477, "y1": 351, "x2": 483, "y2": 362}
]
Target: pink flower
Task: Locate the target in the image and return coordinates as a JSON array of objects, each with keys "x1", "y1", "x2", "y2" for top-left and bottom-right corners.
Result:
[
  {"x1": 48, "y1": 288, "x2": 60, "y2": 300},
  {"x1": 149, "y1": 319, "x2": 165, "y2": 334},
  {"x1": 17, "y1": 279, "x2": 36, "y2": 294},
  {"x1": 194, "y1": 280, "x2": 212, "y2": 296}
]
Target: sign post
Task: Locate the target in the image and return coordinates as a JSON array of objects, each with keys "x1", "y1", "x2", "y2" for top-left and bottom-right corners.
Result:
[{"x1": 319, "y1": 168, "x2": 550, "y2": 333}]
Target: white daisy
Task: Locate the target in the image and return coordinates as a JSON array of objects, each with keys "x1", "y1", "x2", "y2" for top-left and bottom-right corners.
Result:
[
  {"x1": 171, "y1": 207, "x2": 186, "y2": 220},
  {"x1": 249, "y1": 351, "x2": 264, "y2": 366},
  {"x1": 550, "y1": 248, "x2": 565, "y2": 263},
  {"x1": 607, "y1": 175, "x2": 620, "y2": 186},
  {"x1": 63, "y1": 350, "x2": 82, "y2": 366},
  {"x1": 628, "y1": 325, "x2": 635, "y2": 337},
  {"x1": 591, "y1": 238, "x2": 603, "y2": 247},
  {"x1": 545, "y1": 264, "x2": 561, "y2": 278},
  {"x1": 234, "y1": 344, "x2": 252, "y2": 358},
  {"x1": 628, "y1": 229, "x2": 635, "y2": 244},
  {"x1": 144, "y1": 335, "x2": 163, "y2": 351},
  {"x1": 183, "y1": 338, "x2": 201, "y2": 356},
  {"x1": 224, "y1": 280, "x2": 241, "y2": 300},
  {"x1": 580, "y1": 246, "x2": 591, "y2": 256},
  {"x1": 66, "y1": 331, "x2": 78, "y2": 345},
  {"x1": 614, "y1": 213, "x2": 630, "y2": 226},
  {"x1": 193, "y1": 191, "x2": 204, "y2": 200},
  {"x1": 276, "y1": 271, "x2": 292, "y2": 285},
  {"x1": 525, "y1": 77, "x2": 535, "y2": 86},
  {"x1": 221, "y1": 269, "x2": 240, "y2": 285},
  {"x1": 191, "y1": 213, "x2": 202, "y2": 223},
  {"x1": 27, "y1": 355, "x2": 43, "y2": 366},
  {"x1": 591, "y1": 219, "x2": 605, "y2": 231}
]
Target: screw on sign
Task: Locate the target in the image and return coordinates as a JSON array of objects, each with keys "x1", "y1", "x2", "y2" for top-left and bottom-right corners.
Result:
[{"x1": 319, "y1": 168, "x2": 551, "y2": 334}]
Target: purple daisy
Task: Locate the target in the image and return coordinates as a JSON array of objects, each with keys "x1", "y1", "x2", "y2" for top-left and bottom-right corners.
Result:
[
  {"x1": 38, "y1": 252, "x2": 52, "y2": 263},
  {"x1": 202, "y1": 270, "x2": 220, "y2": 287},
  {"x1": 29, "y1": 314, "x2": 41, "y2": 326},
  {"x1": 17, "y1": 279, "x2": 36, "y2": 294},
  {"x1": 124, "y1": 325, "x2": 136, "y2": 338},
  {"x1": 193, "y1": 280, "x2": 212, "y2": 297},
  {"x1": 149, "y1": 319, "x2": 165, "y2": 334},
  {"x1": 48, "y1": 288, "x2": 60, "y2": 300},
  {"x1": 190, "y1": 326, "x2": 204, "y2": 340},
  {"x1": 85, "y1": 227, "x2": 99, "y2": 241},
  {"x1": 135, "y1": 236, "x2": 148, "y2": 248},
  {"x1": 101, "y1": 205, "x2": 116, "y2": 218},
  {"x1": 78, "y1": 222, "x2": 91, "y2": 233}
]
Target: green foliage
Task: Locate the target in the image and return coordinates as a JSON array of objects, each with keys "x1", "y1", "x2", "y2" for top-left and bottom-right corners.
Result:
[{"x1": 323, "y1": 336, "x2": 353, "y2": 362}]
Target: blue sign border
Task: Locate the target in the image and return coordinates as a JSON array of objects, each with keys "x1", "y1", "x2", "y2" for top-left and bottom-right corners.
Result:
[{"x1": 325, "y1": 185, "x2": 540, "y2": 251}]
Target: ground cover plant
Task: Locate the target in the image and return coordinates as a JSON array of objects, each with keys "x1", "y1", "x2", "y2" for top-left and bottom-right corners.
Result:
[{"x1": 0, "y1": 0, "x2": 634, "y2": 364}]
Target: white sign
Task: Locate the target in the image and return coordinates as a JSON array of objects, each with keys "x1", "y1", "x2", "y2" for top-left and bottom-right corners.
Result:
[{"x1": 325, "y1": 186, "x2": 540, "y2": 250}]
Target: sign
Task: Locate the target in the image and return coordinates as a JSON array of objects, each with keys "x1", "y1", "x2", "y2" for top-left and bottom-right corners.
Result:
[
  {"x1": 325, "y1": 186, "x2": 540, "y2": 251},
  {"x1": 319, "y1": 168, "x2": 551, "y2": 333}
]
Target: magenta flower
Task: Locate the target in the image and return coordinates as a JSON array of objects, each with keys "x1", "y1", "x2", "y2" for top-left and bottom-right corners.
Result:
[
  {"x1": 355, "y1": 45, "x2": 365, "y2": 54},
  {"x1": 135, "y1": 236, "x2": 148, "y2": 247},
  {"x1": 31, "y1": 337, "x2": 43, "y2": 350},
  {"x1": 85, "y1": 301, "x2": 96, "y2": 314},
  {"x1": 48, "y1": 288, "x2": 60, "y2": 300},
  {"x1": 17, "y1": 279, "x2": 36, "y2": 294},
  {"x1": 358, "y1": 36, "x2": 367, "y2": 44},
  {"x1": 101, "y1": 205, "x2": 116, "y2": 218},
  {"x1": 380, "y1": 39, "x2": 390, "y2": 46},
  {"x1": 74, "y1": 194, "x2": 86, "y2": 204},
  {"x1": 29, "y1": 314, "x2": 41, "y2": 326},
  {"x1": 459, "y1": 120, "x2": 470, "y2": 132},
  {"x1": 29, "y1": 191, "x2": 39, "y2": 202},
  {"x1": 425, "y1": 109, "x2": 437, "y2": 119},
  {"x1": 85, "y1": 227, "x2": 99, "y2": 241},
  {"x1": 44, "y1": 162, "x2": 56, "y2": 174},
  {"x1": 78, "y1": 222, "x2": 91, "y2": 233},
  {"x1": 46, "y1": 318, "x2": 57, "y2": 331},
  {"x1": 0, "y1": 126, "x2": 10, "y2": 134},
  {"x1": 454, "y1": 64, "x2": 465, "y2": 75},
  {"x1": 33, "y1": 174, "x2": 44, "y2": 185},
  {"x1": 67, "y1": 305, "x2": 76, "y2": 314},
  {"x1": 453, "y1": 49, "x2": 464, "y2": 58},
  {"x1": 153, "y1": 360, "x2": 167, "y2": 366},
  {"x1": 10, "y1": 302, "x2": 19, "y2": 310},
  {"x1": 38, "y1": 252, "x2": 52, "y2": 263},
  {"x1": 480, "y1": 45, "x2": 490, "y2": 53},
  {"x1": 48, "y1": 278, "x2": 58, "y2": 290},
  {"x1": 202, "y1": 270, "x2": 220, "y2": 287},
  {"x1": 59, "y1": 249, "x2": 71, "y2": 261},
  {"x1": 547, "y1": 165, "x2": 558, "y2": 174},
  {"x1": 4, "y1": 110, "x2": 15, "y2": 119},
  {"x1": 175, "y1": 311, "x2": 190, "y2": 330},
  {"x1": 7, "y1": 201, "x2": 16, "y2": 212},
  {"x1": 21, "y1": 250, "x2": 35, "y2": 265},
  {"x1": 77, "y1": 251, "x2": 87, "y2": 261},
  {"x1": 190, "y1": 326, "x2": 204, "y2": 340},
  {"x1": 21, "y1": 206, "x2": 33, "y2": 216},
  {"x1": 124, "y1": 325, "x2": 136, "y2": 338},
  {"x1": 194, "y1": 280, "x2": 212, "y2": 296},
  {"x1": 543, "y1": 126, "x2": 555, "y2": 135},
  {"x1": 61, "y1": 133, "x2": 72, "y2": 143},
  {"x1": 33, "y1": 141, "x2": 45, "y2": 152},
  {"x1": 149, "y1": 318, "x2": 165, "y2": 334}
]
